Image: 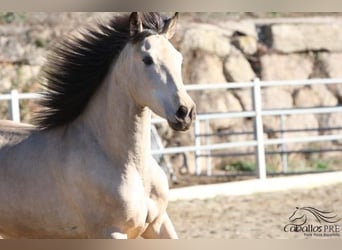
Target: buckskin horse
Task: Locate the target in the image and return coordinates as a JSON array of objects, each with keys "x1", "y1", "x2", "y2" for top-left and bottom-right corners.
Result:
[{"x1": 0, "y1": 12, "x2": 195, "y2": 239}]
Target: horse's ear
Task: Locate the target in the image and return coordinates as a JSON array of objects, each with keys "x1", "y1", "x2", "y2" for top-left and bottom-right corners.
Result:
[
  {"x1": 129, "y1": 12, "x2": 143, "y2": 37},
  {"x1": 162, "y1": 12, "x2": 178, "y2": 39}
]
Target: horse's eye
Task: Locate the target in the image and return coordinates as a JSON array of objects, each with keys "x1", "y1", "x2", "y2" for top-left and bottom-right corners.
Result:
[{"x1": 142, "y1": 56, "x2": 154, "y2": 66}]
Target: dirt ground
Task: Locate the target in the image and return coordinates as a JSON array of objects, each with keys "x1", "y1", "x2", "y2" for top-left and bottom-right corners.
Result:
[{"x1": 167, "y1": 183, "x2": 342, "y2": 239}]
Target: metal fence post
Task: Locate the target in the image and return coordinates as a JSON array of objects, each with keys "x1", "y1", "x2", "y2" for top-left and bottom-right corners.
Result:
[
  {"x1": 205, "y1": 119, "x2": 212, "y2": 176},
  {"x1": 280, "y1": 114, "x2": 288, "y2": 173},
  {"x1": 252, "y1": 78, "x2": 266, "y2": 179},
  {"x1": 195, "y1": 118, "x2": 202, "y2": 176},
  {"x1": 9, "y1": 89, "x2": 20, "y2": 122}
]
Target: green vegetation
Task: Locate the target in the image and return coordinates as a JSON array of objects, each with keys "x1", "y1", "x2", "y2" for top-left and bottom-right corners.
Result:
[
  {"x1": 222, "y1": 161, "x2": 256, "y2": 172},
  {"x1": 0, "y1": 12, "x2": 15, "y2": 24},
  {"x1": 0, "y1": 12, "x2": 27, "y2": 24},
  {"x1": 314, "y1": 160, "x2": 328, "y2": 171}
]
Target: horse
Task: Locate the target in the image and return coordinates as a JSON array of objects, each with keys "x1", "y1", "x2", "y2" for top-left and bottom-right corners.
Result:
[
  {"x1": 289, "y1": 207, "x2": 341, "y2": 226},
  {"x1": 0, "y1": 12, "x2": 196, "y2": 239}
]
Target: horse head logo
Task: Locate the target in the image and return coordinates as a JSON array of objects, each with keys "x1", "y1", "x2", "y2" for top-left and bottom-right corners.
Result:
[{"x1": 289, "y1": 207, "x2": 341, "y2": 226}]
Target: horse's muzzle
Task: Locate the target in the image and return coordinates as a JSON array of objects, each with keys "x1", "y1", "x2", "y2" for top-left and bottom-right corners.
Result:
[{"x1": 168, "y1": 105, "x2": 196, "y2": 131}]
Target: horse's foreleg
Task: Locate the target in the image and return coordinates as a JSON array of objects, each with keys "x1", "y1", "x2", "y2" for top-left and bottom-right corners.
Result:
[
  {"x1": 110, "y1": 232, "x2": 128, "y2": 239},
  {"x1": 141, "y1": 212, "x2": 178, "y2": 239},
  {"x1": 103, "y1": 227, "x2": 128, "y2": 239}
]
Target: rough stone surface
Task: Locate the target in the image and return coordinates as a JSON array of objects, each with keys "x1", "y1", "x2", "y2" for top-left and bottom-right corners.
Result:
[
  {"x1": 0, "y1": 37, "x2": 26, "y2": 62},
  {"x1": 209, "y1": 120, "x2": 256, "y2": 169},
  {"x1": 321, "y1": 52, "x2": 342, "y2": 78},
  {"x1": 182, "y1": 51, "x2": 226, "y2": 84},
  {"x1": 217, "y1": 20, "x2": 258, "y2": 38},
  {"x1": 271, "y1": 24, "x2": 342, "y2": 53},
  {"x1": 195, "y1": 91, "x2": 243, "y2": 131},
  {"x1": 180, "y1": 24, "x2": 231, "y2": 58},
  {"x1": 234, "y1": 89, "x2": 253, "y2": 111},
  {"x1": 311, "y1": 84, "x2": 338, "y2": 107},
  {"x1": 231, "y1": 35, "x2": 258, "y2": 55},
  {"x1": 294, "y1": 85, "x2": 338, "y2": 108},
  {"x1": 282, "y1": 114, "x2": 319, "y2": 150},
  {"x1": 262, "y1": 87, "x2": 293, "y2": 110},
  {"x1": 0, "y1": 77, "x2": 12, "y2": 92},
  {"x1": 320, "y1": 52, "x2": 342, "y2": 100},
  {"x1": 262, "y1": 87, "x2": 294, "y2": 133},
  {"x1": 294, "y1": 87, "x2": 321, "y2": 108},
  {"x1": 224, "y1": 49, "x2": 256, "y2": 82},
  {"x1": 285, "y1": 114, "x2": 319, "y2": 138},
  {"x1": 261, "y1": 54, "x2": 313, "y2": 82},
  {"x1": 322, "y1": 112, "x2": 342, "y2": 145}
]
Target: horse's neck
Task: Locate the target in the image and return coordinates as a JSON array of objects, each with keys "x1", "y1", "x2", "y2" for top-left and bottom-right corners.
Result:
[{"x1": 78, "y1": 65, "x2": 151, "y2": 171}]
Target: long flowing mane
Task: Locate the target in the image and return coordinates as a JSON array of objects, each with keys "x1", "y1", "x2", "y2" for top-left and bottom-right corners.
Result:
[{"x1": 34, "y1": 12, "x2": 168, "y2": 130}]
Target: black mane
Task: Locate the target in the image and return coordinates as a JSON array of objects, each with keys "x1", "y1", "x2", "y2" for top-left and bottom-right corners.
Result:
[{"x1": 34, "y1": 12, "x2": 168, "y2": 130}]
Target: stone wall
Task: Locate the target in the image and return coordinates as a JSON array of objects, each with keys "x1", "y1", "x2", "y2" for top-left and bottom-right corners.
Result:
[
  {"x1": 164, "y1": 16, "x2": 342, "y2": 174},
  {"x1": 0, "y1": 13, "x2": 341, "y2": 174}
]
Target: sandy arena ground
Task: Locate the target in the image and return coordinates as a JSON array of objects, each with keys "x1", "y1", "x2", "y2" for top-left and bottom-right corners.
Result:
[{"x1": 167, "y1": 183, "x2": 342, "y2": 239}]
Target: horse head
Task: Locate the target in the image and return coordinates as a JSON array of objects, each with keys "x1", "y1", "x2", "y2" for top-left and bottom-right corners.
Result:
[
  {"x1": 289, "y1": 207, "x2": 307, "y2": 226},
  {"x1": 289, "y1": 206, "x2": 341, "y2": 225},
  {"x1": 118, "y1": 12, "x2": 196, "y2": 132}
]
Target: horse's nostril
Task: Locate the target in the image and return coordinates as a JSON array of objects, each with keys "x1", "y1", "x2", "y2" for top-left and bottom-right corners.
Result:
[{"x1": 176, "y1": 105, "x2": 188, "y2": 119}]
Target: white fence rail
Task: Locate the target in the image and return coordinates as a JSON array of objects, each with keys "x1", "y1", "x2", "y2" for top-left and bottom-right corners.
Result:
[
  {"x1": 1, "y1": 78, "x2": 342, "y2": 179},
  {"x1": 0, "y1": 90, "x2": 41, "y2": 122},
  {"x1": 153, "y1": 78, "x2": 342, "y2": 179}
]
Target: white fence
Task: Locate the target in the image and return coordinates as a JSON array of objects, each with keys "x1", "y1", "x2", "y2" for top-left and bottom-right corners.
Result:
[{"x1": 1, "y1": 78, "x2": 342, "y2": 179}]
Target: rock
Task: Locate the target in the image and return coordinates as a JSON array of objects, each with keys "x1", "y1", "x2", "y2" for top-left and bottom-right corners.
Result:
[
  {"x1": 0, "y1": 63, "x2": 42, "y2": 93},
  {"x1": 294, "y1": 87, "x2": 321, "y2": 108},
  {"x1": 264, "y1": 114, "x2": 319, "y2": 150},
  {"x1": 195, "y1": 91, "x2": 243, "y2": 131},
  {"x1": 180, "y1": 24, "x2": 231, "y2": 58},
  {"x1": 262, "y1": 87, "x2": 293, "y2": 110},
  {"x1": 234, "y1": 89, "x2": 253, "y2": 111},
  {"x1": 182, "y1": 50, "x2": 226, "y2": 84},
  {"x1": 271, "y1": 24, "x2": 342, "y2": 53},
  {"x1": 322, "y1": 112, "x2": 342, "y2": 145},
  {"x1": 0, "y1": 77, "x2": 12, "y2": 92},
  {"x1": 262, "y1": 87, "x2": 293, "y2": 133},
  {"x1": 0, "y1": 64, "x2": 16, "y2": 79},
  {"x1": 27, "y1": 28, "x2": 52, "y2": 47},
  {"x1": 280, "y1": 114, "x2": 319, "y2": 151},
  {"x1": 319, "y1": 52, "x2": 342, "y2": 101},
  {"x1": 285, "y1": 114, "x2": 319, "y2": 137},
  {"x1": 0, "y1": 26, "x2": 29, "y2": 36},
  {"x1": 0, "y1": 37, "x2": 26, "y2": 62},
  {"x1": 209, "y1": 120, "x2": 256, "y2": 170},
  {"x1": 260, "y1": 54, "x2": 313, "y2": 93},
  {"x1": 311, "y1": 84, "x2": 338, "y2": 107},
  {"x1": 16, "y1": 65, "x2": 41, "y2": 90},
  {"x1": 321, "y1": 52, "x2": 342, "y2": 78},
  {"x1": 217, "y1": 20, "x2": 258, "y2": 38},
  {"x1": 224, "y1": 49, "x2": 256, "y2": 82},
  {"x1": 294, "y1": 85, "x2": 338, "y2": 108},
  {"x1": 231, "y1": 35, "x2": 258, "y2": 55},
  {"x1": 0, "y1": 64, "x2": 16, "y2": 91},
  {"x1": 24, "y1": 45, "x2": 46, "y2": 65},
  {"x1": 261, "y1": 53, "x2": 313, "y2": 81},
  {"x1": 196, "y1": 90, "x2": 243, "y2": 113}
]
